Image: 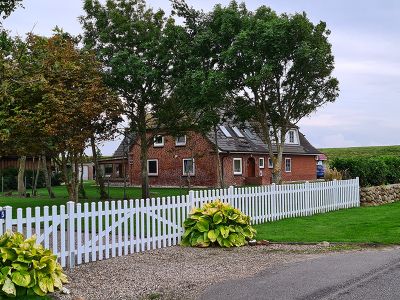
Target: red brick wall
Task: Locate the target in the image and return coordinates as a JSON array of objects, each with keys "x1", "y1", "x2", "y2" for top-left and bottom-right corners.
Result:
[
  {"x1": 130, "y1": 132, "x2": 218, "y2": 187},
  {"x1": 129, "y1": 133, "x2": 317, "y2": 187}
]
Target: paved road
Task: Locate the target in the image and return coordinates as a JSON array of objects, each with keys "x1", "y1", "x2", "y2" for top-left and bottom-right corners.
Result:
[{"x1": 199, "y1": 247, "x2": 400, "y2": 300}]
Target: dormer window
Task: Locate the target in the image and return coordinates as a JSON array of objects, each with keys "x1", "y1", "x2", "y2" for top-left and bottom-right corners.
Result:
[
  {"x1": 289, "y1": 131, "x2": 295, "y2": 143},
  {"x1": 153, "y1": 135, "x2": 164, "y2": 147},
  {"x1": 286, "y1": 130, "x2": 298, "y2": 144},
  {"x1": 175, "y1": 135, "x2": 186, "y2": 146}
]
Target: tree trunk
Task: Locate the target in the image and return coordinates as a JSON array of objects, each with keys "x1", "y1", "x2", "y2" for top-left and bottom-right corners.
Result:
[
  {"x1": 213, "y1": 125, "x2": 224, "y2": 188},
  {"x1": 17, "y1": 156, "x2": 26, "y2": 196},
  {"x1": 138, "y1": 107, "x2": 150, "y2": 199},
  {"x1": 139, "y1": 132, "x2": 149, "y2": 199},
  {"x1": 271, "y1": 147, "x2": 283, "y2": 184},
  {"x1": 41, "y1": 155, "x2": 55, "y2": 198},
  {"x1": 33, "y1": 156, "x2": 41, "y2": 196},
  {"x1": 91, "y1": 136, "x2": 107, "y2": 200},
  {"x1": 73, "y1": 158, "x2": 79, "y2": 202},
  {"x1": 79, "y1": 158, "x2": 86, "y2": 199}
]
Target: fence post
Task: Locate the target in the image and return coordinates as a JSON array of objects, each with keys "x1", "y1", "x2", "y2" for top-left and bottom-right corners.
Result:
[
  {"x1": 356, "y1": 177, "x2": 360, "y2": 207},
  {"x1": 333, "y1": 179, "x2": 338, "y2": 210},
  {"x1": 188, "y1": 190, "x2": 195, "y2": 209},
  {"x1": 67, "y1": 201, "x2": 75, "y2": 268},
  {"x1": 305, "y1": 181, "x2": 310, "y2": 216},
  {"x1": 271, "y1": 183, "x2": 276, "y2": 221},
  {"x1": 228, "y1": 186, "x2": 234, "y2": 206},
  {"x1": 4, "y1": 206, "x2": 12, "y2": 232}
]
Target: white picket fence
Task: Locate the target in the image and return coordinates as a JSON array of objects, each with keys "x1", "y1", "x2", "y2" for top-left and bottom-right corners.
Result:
[{"x1": 0, "y1": 178, "x2": 359, "y2": 268}]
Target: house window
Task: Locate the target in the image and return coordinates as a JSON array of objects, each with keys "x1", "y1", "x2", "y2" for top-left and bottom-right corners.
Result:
[
  {"x1": 104, "y1": 164, "x2": 113, "y2": 176},
  {"x1": 268, "y1": 158, "x2": 273, "y2": 169},
  {"x1": 289, "y1": 131, "x2": 295, "y2": 143},
  {"x1": 285, "y1": 158, "x2": 292, "y2": 172},
  {"x1": 233, "y1": 158, "x2": 242, "y2": 175},
  {"x1": 147, "y1": 159, "x2": 158, "y2": 176},
  {"x1": 182, "y1": 158, "x2": 195, "y2": 176},
  {"x1": 259, "y1": 157, "x2": 265, "y2": 169},
  {"x1": 175, "y1": 135, "x2": 187, "y2": 146},
  {"x1": 219, "y1": 125, "x2": 232, "y2": 137},
  {"x1": 153, "y1": 135, "x2": 164, "y2": 147},
  {"x1": 232, "y1": 126, "x2": 244, "y2": 138}
]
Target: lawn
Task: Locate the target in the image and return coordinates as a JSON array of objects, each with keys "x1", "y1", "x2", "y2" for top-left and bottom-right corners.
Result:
[
  {"x1": 319, "y1": 145, "x2": 400, "y2": 160},
  {"x1": 0, "y1": 181, "x2": 191, "y2": 210},
  {"x1": 254, "y1": 202, "x2": 400, "y2": 244}
]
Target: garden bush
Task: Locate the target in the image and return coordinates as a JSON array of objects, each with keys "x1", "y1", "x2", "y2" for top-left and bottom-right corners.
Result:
[
  {"x1": 0, "y1": 168, "x2": 62, "y2": 192},
  {"x1": 0, "y1": 231, "x2": 68, "y2": 298},
  {"x1": 330, "y1": 156, "x2": 400, "y2": 187},
  {"x1": 181, "y1": 200, "x2": 256, "y2": 248}
]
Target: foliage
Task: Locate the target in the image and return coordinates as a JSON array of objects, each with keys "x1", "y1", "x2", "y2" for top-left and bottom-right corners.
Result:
[
  {"x1": 0, "y1": 32, "x2": 122, "y2": 201},
  {"x1": 81, "y1": 0, "x2": 195, "y2": 198},
  {"x1": 181, "y1": 201, "x2": 256, "y2": 248},
  {"x1": 0, "y1": 231, "x2": 68, "y2": 298},
  {"x1": 0, "y1": 0, "x2": 23, "y2": 20},
  {"x1": 173, "y1": 1, "x2": 339, "y2": 184},
  {"x1": 323, "y1": 167, "x2": 343, "y2": 181},
  {"x1": 330, "y1": 156, "x2": 400, "y2": 187},
  {"x1": 320, "y1": 145, "x2": 400, "y2": 160},
  {"x1": 0, "y1": 168, "x2": 61, "y2": 192},
  {"x1": 254, "y1": 201, "x2": 400, "y2": 244}
]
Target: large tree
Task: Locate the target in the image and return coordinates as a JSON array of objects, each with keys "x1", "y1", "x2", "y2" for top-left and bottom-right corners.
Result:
[
  {"x1": 174, "y1": 1, "x2": 339, "y2": 184},
  {"x1": 81, "y1": 0, "x2": 187, "y2": 198},
  {"x1": 225, "y1": 5, "x2": 339, "y2": 183},
  {"x1": 1, "y1": 32, "x2": 122, "y2": 201}
]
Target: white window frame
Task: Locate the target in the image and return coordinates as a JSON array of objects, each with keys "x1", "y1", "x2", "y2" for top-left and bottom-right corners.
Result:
[
  {"x1": 153, "y1": 135, "x2": 164, "y2": 147},
  {"x1": 147, "y1": 159, "x2": 159, "y2": 176},
  {"x1": 182, "y1": 158, "x2": 195, "y2": 176},
  {"x1": 289, "y1": 131, "x2": 295, "y2": 143},
  {"x1": 285, "y1": 158, "x2": 292, "y2": 173},
  {"x1": 175, "y1": 135, "x2": 187, "y2": 146},
  {"x1": 268, "y1": 158, "x2": 273, "y2": 169},
  {"x1": 259, "y1": 157, "x2": 265, "y2": 169},
  {"x1": 233, "y1": 158, "x2": 243, "y2": 175}
]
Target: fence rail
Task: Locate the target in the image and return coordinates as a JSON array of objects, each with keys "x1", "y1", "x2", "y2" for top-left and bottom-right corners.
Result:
[{"x1": 0, "y1": 178, "x2": 359, "y2": 268}]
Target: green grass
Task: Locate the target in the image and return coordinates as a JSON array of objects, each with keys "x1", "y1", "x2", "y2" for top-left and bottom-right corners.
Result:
[
  {"x1": 0, "y1": 181, "x2": 191, "y2": 210},
  {"x1": 319, "y1": 145, "x2": 400, "y2": 160},
  {"x1": 254, "y1": 202, "x2": 400, "y2": 244}
]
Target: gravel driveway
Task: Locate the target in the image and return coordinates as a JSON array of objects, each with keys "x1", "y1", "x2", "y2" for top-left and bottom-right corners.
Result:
[{"x1": 54, "y1": 244, "x2": 367, "y2": 300}]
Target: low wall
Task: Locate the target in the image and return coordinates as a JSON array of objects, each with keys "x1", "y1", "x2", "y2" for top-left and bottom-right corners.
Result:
[{"x1": 360, "y1": 184, "x2": 400, "y2": 206}]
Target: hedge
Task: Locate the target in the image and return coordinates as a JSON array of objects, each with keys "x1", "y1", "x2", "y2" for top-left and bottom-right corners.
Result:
[
  {"x1": 330, "y1": 156, "x2": 400, "y2": 187},
  {"x1": 0, "y1": 168, "x2": 62, "y2": 192}
]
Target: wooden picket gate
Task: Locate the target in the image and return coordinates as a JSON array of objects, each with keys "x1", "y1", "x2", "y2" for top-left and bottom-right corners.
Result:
[{"x1": 0, "y1": 178, "x2": 359, "y2": 268}]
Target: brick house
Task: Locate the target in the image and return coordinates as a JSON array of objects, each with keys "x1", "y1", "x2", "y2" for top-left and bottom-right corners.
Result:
[{"x1": 121, "y1": 124, "x2": 322, "y2": 187}]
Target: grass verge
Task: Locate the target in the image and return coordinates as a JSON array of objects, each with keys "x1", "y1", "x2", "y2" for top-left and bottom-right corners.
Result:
[{"x1": 254, "y1": 202, "x2": 400, "y2": 244}]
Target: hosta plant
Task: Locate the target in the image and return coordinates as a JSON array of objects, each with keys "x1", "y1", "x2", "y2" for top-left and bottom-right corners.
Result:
[
  {"x1": 181, "y1": 200, "x2": 256, "y2": 248},
  {"x1": 0, "y1": 231, "x2": 68, "y2": 298}
]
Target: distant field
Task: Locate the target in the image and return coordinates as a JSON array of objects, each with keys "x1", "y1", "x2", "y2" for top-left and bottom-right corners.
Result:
[{"x1": 319, "y1": 145, "x2": 400, "y2": 160}]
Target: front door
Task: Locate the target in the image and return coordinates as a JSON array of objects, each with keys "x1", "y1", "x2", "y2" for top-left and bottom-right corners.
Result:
[{"x1": 247, "y1": 157, "x2": 256, "y2": 177}]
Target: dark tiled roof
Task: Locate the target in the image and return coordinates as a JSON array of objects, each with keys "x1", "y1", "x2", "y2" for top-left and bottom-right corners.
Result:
[
  {"x1": 113, "y1": 132, "x2": 135, "y2": 158},
  {"x1": 206, "y1": 124, "x2": 321, "y2": 155}
]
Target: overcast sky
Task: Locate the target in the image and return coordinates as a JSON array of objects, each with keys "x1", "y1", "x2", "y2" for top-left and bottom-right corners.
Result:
[{"x1": 4, "y1": 0, "x2": 400, "y2": 155}]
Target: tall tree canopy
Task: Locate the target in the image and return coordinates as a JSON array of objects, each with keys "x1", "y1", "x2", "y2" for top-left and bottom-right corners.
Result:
[
  {"x1": 0, "y1": 32, "x2": 122, "y2": 201},
  {"x1": 81, "y1": 0, "x2": 187, "y2": 198},
  {"x1": 175, "y1": 1, "x2": 339, "y2": 183}
]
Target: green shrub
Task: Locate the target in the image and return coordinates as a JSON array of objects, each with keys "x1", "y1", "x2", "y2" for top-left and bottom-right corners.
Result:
[
  {"x1": 0, "y1": 231, "x2": 68, "y2": 298},
  {"x1": 181, "y1": 200, "x2": 256, "y2": 248},
  {"x1": 330, "y1": 156, "x2": 400, "y2": 187},
  {"x1": 0, "y1": 168, "x2": 62, "y2": 192}
]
